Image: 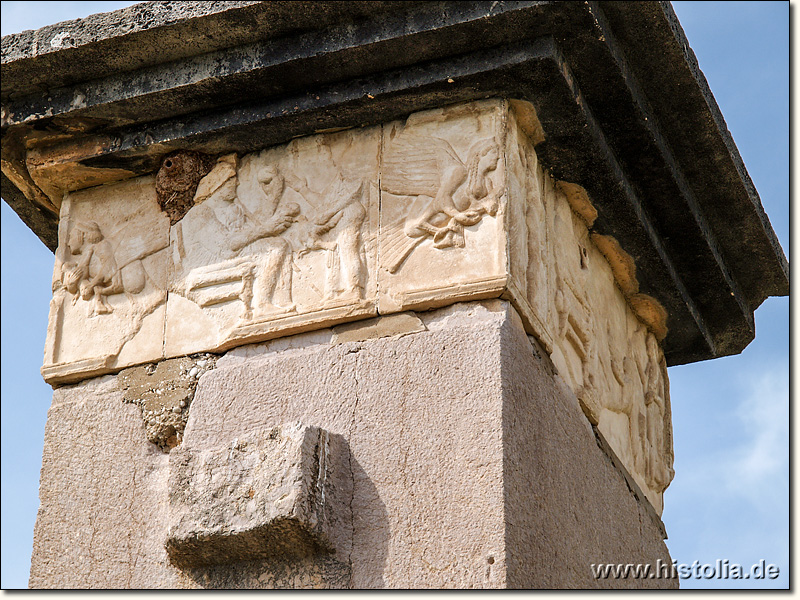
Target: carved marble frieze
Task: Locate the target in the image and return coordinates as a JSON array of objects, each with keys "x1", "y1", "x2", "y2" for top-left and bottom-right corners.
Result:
[
  {"x1": 164, "y1": 126, "x2": 379, "y2": 357},
  {"x1": 42, "y1": 176, "x2": 170, "y2": 383},
  {"x1": 41, "y1": 97, "x2": 673, "y2": 513},
  {"x1": 378, "y1": 101, "x2": 507, "y2": 312},
  {"x1": 502, "y1": 104, "x2": 674, "y2": 512}
]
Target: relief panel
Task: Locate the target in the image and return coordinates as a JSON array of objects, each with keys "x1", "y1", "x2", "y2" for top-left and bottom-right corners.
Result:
[
  {"x1": 377, "y1": 100, "x2": 508, "y2": 313},
  {"x1": 165, "y1": 127, "x2": 380, "y2": 356},
  {"x1": 506, "y1": 101, "x2": 674, "y2": 513},
  {"x1": 38, "y1": 98, "x2": 674, "y2": 515},
  {"x1": 41, "y1": 176, "x2": 170, "y2": 384}
]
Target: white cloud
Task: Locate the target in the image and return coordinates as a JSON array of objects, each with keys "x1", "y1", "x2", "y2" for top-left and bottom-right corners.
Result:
[
  {"x1": 723, "y1": 363, "x2": 789, "y2": 502},
  {"x1": 665, "y1": 360, "x2": 789, "y2": 588}
]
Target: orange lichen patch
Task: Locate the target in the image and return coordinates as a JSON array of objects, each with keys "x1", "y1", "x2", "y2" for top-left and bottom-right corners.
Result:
[
  {"x1": 590, "y1": 233, "x2": 638, "y2": 296},
  {"x1": 508, "y1": 99, "x2": 545, "y2": 146},
  {"x1": 26, "y1": 134, "x2": 137, "y2": 204},
  {"x1": 0, "y1": 129, "x2": 60, "y2": 214},
  {"x1": 629, "y1": 293, "x2": 668, "y2": 341},
  {"x1": 557, "y1": 181, "x2": 598, "y2": 228},
  {"x1": 29, "y1": 162, "x2": 136, "y2": 203},
  {"x1": 588, "y1": 232, "x2": 669, "y2": 340},
  {"x1": 1, "y1": 156, "x2": 59, "y2": 214}
]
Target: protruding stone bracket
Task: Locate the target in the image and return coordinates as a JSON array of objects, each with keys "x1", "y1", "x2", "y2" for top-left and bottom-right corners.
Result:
[{"x1": 165, "y1": 423, "x2": 349, "y2": 569}]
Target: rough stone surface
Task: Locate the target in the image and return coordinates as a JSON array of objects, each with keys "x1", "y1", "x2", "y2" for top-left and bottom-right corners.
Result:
[
  {"x1": 500, "y1": 315, "x2": 676, "y2": 588},
  {"x1": 155, "y1": 150, "x2": 216, "y2": 225},
  {"x1": 119, "y1": 354, "x2": 217, "y2": 450},
  {"x1": 166, "y1": 423, "x2": 348, "y2": 569},
  {"x1": 30, "y1": 300, "x2": 675, "y2": 588},
  {"x1": 331, "y1": 312, "x2": 426, "y2": 345},
  {"x1": 28, "y1": 375, "x2": 190, "y2": 589}
]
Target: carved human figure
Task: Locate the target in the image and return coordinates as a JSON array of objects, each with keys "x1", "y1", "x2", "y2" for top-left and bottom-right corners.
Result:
[
  {"x1": 232, "y1": 166, "x2": 300, "y2": 313},
  {"x1": 285, "y1": 171, "x2": 368, "y2": 302},
  {"x1": 56, "y1": 220, "x2": 147, "y2": 316},
  {"x1": 381, "y1": 135, "x2": 502, "y2": 273},
  {"x1": 643, "y1": 333, "x2": 674, "y2": 492},
  {"x1": 553, "y1": 270, "x2": 596, "y2": 403},
  {"x1": 178, "y1": 156, "x2": 300, "y2": 317},
  {"x1": 597, "y1": 321, "x2": 647, "y2": 473}
]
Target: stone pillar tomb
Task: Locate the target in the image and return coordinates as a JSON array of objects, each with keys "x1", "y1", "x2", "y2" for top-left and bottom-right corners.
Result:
[{"x1": 1, "y1": 1, "x2": 788, "y2": 589}]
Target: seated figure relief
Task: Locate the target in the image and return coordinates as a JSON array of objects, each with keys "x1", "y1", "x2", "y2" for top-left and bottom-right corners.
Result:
[
  {"x1": 173, "y1": 152, "x2": 370, "y2": 323},
  {"x1": 175, "y1": 156, "x2": 300, "y2": 319}
]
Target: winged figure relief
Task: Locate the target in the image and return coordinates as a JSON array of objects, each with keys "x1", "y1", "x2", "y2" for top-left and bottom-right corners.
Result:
[{"x1": 381, "y1": 134, "x2": 502, "y2": 273}]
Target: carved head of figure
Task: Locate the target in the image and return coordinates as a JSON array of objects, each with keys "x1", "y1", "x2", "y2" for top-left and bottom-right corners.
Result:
[
  {"x1": 466, "y1": 139, "x2": 499, "y2": 201},
  {"x1": 67, "y1": 220, "x2": 103, "y2": 255},
  {"x1": 257, "y1": 166, "x2": 285, "y2": 202}
]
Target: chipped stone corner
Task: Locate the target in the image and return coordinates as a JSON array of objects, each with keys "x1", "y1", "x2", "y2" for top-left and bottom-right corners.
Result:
[{"x1": 119, "y1": 353, "x2": 218, "y2": 451}]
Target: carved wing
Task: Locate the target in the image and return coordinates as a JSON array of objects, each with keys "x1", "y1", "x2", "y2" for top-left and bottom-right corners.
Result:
[
  {"x1": 381, "y1": 219, "x2": 424, "y2": 274},
  {"x1": 108, "y1": 211, "x2": 171, "y2": 268},
  {"x1": 381, "y1": 136, "x2": 463, "y2": 197}
]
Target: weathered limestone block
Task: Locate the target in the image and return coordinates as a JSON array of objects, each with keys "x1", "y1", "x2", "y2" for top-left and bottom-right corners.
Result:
[
  {"x1": 28, "y1": 300, "x2": 675, "y2": 589},
  {"x1": 183, "y1": 301, "x2": 675, "y2": 588},
  {"x1": 28, "y1": 375, "x2": 190, "y2": 589},
  {"x1": 166, "y1": 423, "x2": 347, "y2": 569}
]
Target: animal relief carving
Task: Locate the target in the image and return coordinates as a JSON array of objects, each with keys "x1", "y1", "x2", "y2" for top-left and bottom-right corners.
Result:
[
  {"x1": 377, "y1": 100, "x2": 508, "y2": 314},
  {"x1": 381, "y1": 135, "x2": 502, "y2": 273},
  {"x1": 42, "y1": 178, "x2": 170, "y2": 384}
]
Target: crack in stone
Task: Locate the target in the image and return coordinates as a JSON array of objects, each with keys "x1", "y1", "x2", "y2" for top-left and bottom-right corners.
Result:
[{"x1": 346, "y1": 347, "x2": 361, "y2": 588}]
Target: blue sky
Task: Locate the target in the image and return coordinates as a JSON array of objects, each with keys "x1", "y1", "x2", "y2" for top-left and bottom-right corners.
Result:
[{"x1": 0, "y1": 1, "x2": 790, "y2": 590}]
